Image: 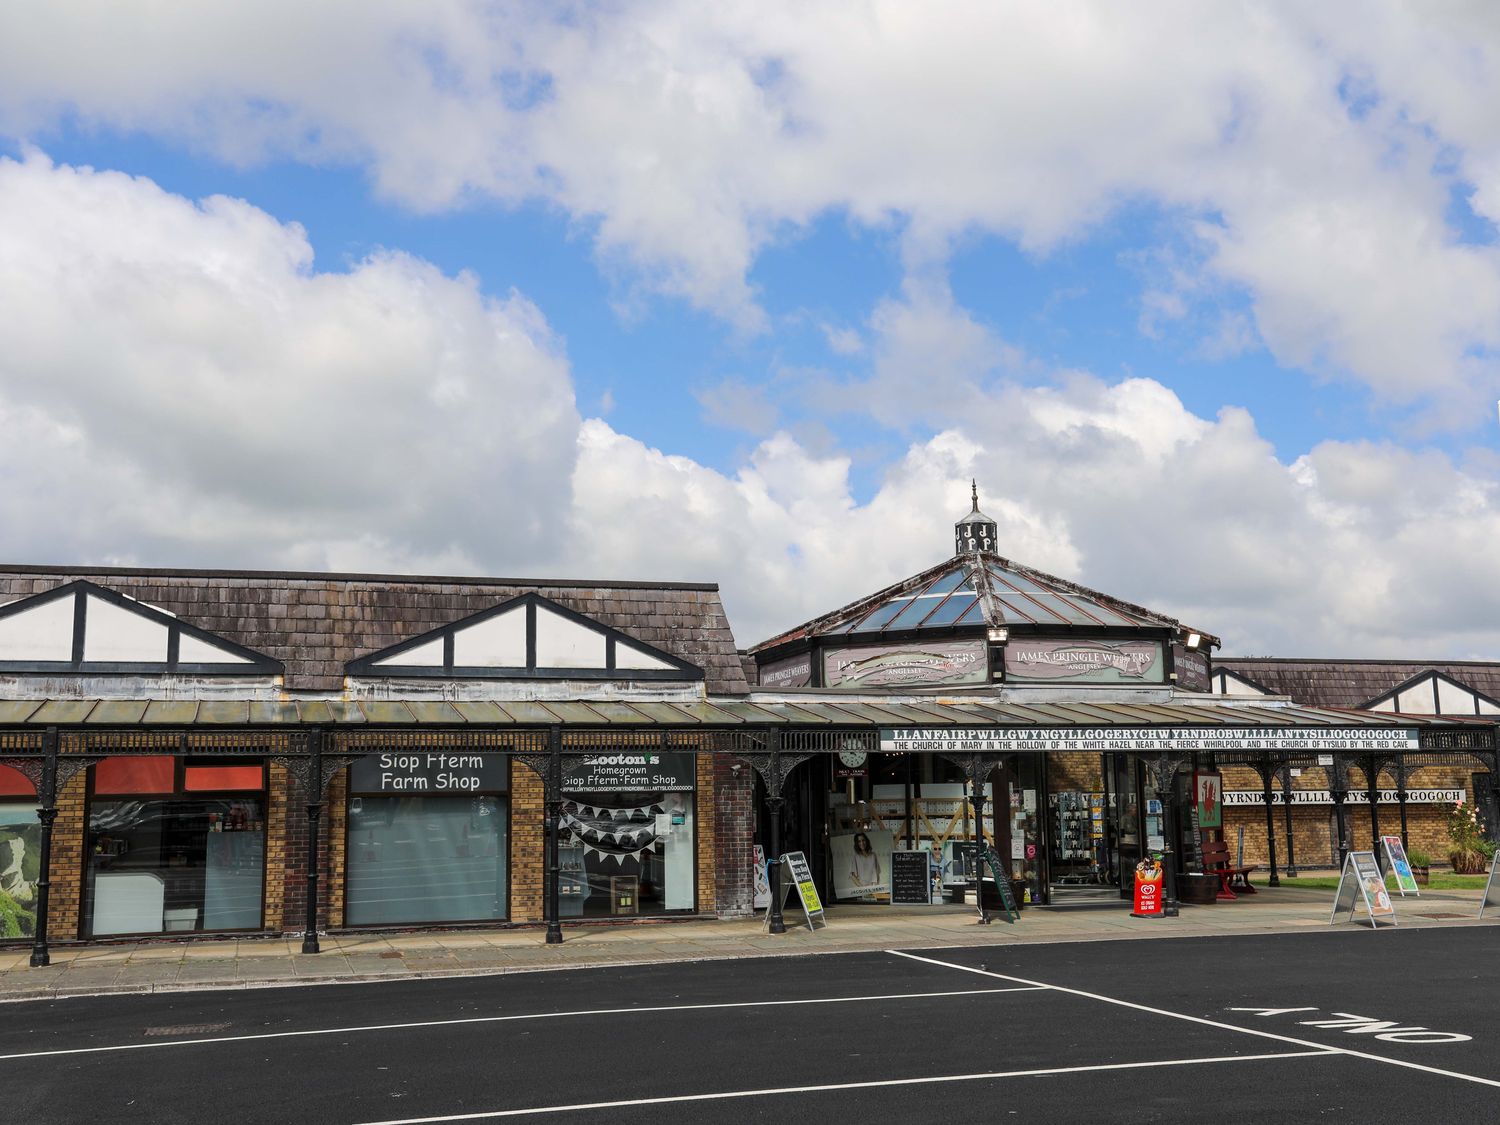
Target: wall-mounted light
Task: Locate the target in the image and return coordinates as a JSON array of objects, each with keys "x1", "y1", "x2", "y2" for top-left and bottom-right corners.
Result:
[
  {"x1": 987, "y1": 626, "x2": 1009, "y2": 643},
  {"x1": 1184, "y1": 631, "x2": 1202, "y2": 651}
]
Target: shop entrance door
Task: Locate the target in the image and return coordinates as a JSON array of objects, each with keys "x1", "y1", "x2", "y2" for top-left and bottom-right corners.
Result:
[{"x1": 1111, "y1": 754, "x2": 1145, "y2": 899}]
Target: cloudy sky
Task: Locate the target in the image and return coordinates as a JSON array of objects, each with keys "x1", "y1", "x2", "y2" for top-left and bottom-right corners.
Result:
[{"x1": 2, "y1": 2, "x2": 1499, "y2": 657}]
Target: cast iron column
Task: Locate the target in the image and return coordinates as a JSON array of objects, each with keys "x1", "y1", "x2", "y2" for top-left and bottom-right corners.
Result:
[
  {"x1": 29, "y1": 728, "x2": 59, "y2": 967},
  {"x1": 1396, "y1": 758, "x2": 1410, "y2": 850},
  {"x1": 766, "y1": 729, "x2": 786, "y2": 935},
  {"x1": 1261, "y1": 764, "x2": 1279, "y2": 887},
  {"x1": 1330, "y1": 757, "x2": 1349, "y2": 869},
  {"x1": 301, "y1": 727, "x2": 324, "y2": 954},
  {"x1": 545, "y1": 725, "x2": 563, "y2": 944},
  {"x1": 1280, "y1": 760, "x2": 1298, "y2": 878},
  {"x1": 970, "y1": 757, "x2": 989, "y2": 924},
  {"x1": 1155, "y1": 754, "x2": 1181, "y2": 917},
  {"x1": 1365, "y1": 756, "x2": 1382, "y2": 854}
]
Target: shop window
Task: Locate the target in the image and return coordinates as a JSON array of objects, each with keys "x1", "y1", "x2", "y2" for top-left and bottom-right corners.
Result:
[
  {"x1": 95, "y1": 756, "x2": 175, "y2": 795},
  {"x1": 0, "y1": 802, "x2": 42, "y2": 938},
  {"x1": 87, "y1": 797, "x2": 266, "y2": 935},
  {"x1": 0, "y1": 764, "x2": 34, "y2": 797},
  {"x1": 559, "y1": 791, "x2": 695, "y2": 917},
  {"x1": 86, "y1": 758, "x2": 267, "y2": 936},
  {"x1": 345, "y1": 796, "x2": 508, "y2": 925},
  {"x1": 343, "y1": 750, "x2": 510, "y2": 926}
]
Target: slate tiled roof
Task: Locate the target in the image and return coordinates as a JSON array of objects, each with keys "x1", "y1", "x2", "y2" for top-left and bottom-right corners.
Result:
[
  {"x1": 0, "y1": 566, "x2": 749, "y2": 694},
  {"x1": 1217, "y1": 658, "x2": 1500, "y2": 710}
]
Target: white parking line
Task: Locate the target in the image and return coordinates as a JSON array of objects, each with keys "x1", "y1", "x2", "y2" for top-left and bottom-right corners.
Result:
[
  {"x1": 0, "y1": 987, "x2": 1041, "y2": 1062},
  {"x1": 352, "y1": 1051, "x2": 1333, "y2": 1124},
  {"x1": 887, "y1": 950, "x2": 1500, "y2": 1090}
]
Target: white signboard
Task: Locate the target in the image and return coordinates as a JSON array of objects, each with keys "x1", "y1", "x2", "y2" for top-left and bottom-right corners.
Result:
[
  {"x1": 1222, "y1": 788, "x2": 1464, "y2": 807},
  {"x1": 879, "y1": 727, "x2": 1421, "y2": 755}
]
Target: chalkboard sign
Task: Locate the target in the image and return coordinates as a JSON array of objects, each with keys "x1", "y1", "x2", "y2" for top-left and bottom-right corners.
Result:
[
  {"x1": 890, "y1": 850, "x2": 932, "y2": 905},
  {"x1": 979, "y1": 845, "x2": 1019, "y2": 924}
]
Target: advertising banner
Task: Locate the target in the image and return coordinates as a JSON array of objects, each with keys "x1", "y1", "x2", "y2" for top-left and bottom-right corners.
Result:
[
  {"x1": 1132, "y1": 857, "x2": 1164, "y2": 917},
  {"x1": 564, "y1": 751, "x2": 696, "y2": 792},
  {"x1": 752, "y1": 844, "x2": 770, "y2": 910},
  {"x1": 823, "y1": 640, "x2": 988, "y2": 688},
  {"x1": 830, "y1": 829, "x2": 894, "y2": 900},
  {"x1": 1381, "y1": 836, "x2": 1420, "y2": 897},
  {"x1": 1005, "y1": 638, "x2": 1164, "y2": 684},
  {"x1": 0, "y1": 803, "x2": 40, "y2": 939},
  {"x1": 1173, "y1": 647, "x2": 1211, "y2": 692}
]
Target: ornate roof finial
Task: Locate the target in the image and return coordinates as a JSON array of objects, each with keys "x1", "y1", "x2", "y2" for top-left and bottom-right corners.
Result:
[{"x1": 971, "y1": 478, "x2": 979, "y2": 512}]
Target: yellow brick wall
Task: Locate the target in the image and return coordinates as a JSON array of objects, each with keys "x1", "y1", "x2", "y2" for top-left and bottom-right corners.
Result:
[
  {"x1": 509, "y1": 762, "x2": 544, "y2": 923},
  {"x1": 46, "y1": 771, "x2": 87, "y2": 941},
  {"x1": 326, "y1": 768, "x2": 347, "y2": 926},
  {"x1": 695, "y1": 751, "x2": 716, "y2": 914},
  {"x1": 1048, "y1": 751, "x2": 1105, "y2": 792},
  {"x1": 263, "y1": 763, "x2": 289, "y2": 931},
  {"x1": 1216, "y1": 764, "x2": 1477, "y2": 869}
]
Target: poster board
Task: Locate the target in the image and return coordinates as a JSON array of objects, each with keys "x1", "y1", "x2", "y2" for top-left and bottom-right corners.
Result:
[
  {"x1": 1381, "y1": 835, "x2": 1420, "y2": 897},
  {"x1": 764, "y1": 851, "x2": 826, "y2": 932},
  {"x1": 830, "y1": 829, "x2": 893, "y2": 900},
  {"x1": 752, "y1": 844, "x2": 770, "y2": 910},
  {"x1": 978, "y1": 845, "x2": 1019, "y2": 924},
  {"x1": 1331, "y1": 850, "x2": 1397, "y2": 928},
  {"x1": 1194, "y1": 771, "x2": 1224, "y2": 830},
  {"x1": 890, "y1": 850, "x2": 932, "y2": 905},
  {"x1": 1480, "y1": 852, "x2": 1499, "y2": 920}
]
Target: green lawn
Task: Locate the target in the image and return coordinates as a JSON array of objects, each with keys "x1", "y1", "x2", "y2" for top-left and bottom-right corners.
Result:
[{"x1": 1276, "y1": 873, "x2": 1490, "y2": 891}]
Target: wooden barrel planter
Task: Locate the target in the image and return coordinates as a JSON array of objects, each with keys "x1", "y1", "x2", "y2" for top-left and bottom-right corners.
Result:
[{"x1": 1179, "y1": 873, "x2": 1220, "y2": 905}]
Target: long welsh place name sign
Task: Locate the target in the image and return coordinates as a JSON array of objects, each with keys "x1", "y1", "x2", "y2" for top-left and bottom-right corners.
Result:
[
  {"x1": 879, "y1": 727, "x2": 1422, "y2": 754},
  {"x1": 1223, "y1": 788, "x2": 1464, "y2": 807}
]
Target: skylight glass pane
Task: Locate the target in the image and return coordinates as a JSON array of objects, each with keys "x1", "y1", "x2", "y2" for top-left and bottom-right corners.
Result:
[
  {"x1": 921, "y1": 569, "x2": 968, "y2": 597},
  {"x1": 986, "y1": 565, "x2": 1047, "y2": 592},
  {"x1": 888, "y1": 596, "x2": 941, "y2": 629},
  {"x1": 956, "y1": 600, "x2": 985, "y2": 624},
  {"x1": 922, "y1": 594, "x2": 977, "y2": 626},
  {"x1": 994, "y1": 594, "x2": 1052, "y2": 625},
  {"x1": 1059, "y1": 595, "x2": 1144, "y2": 626},
  {"x1": 1024, "y1": 591, "x2": 1099, "y2": 624},
  {"x1": 850, "y1": 598, "x2": 912, "y2": 632}
]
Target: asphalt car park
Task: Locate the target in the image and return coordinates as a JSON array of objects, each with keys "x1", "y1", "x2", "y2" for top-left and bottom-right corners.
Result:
[{"x1": 2, "y1": 926, "x2": 1495, "y2": 1123}]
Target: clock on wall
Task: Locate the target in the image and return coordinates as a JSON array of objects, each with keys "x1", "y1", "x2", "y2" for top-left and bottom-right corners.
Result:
[{"x1": 838, "y1": 748, "x2": 868, "y2": 769}]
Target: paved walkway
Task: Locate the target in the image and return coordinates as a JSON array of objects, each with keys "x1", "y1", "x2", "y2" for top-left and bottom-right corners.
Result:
[{"x1": 2, "y1": 886, "x2": 1494, "y2": 1002}]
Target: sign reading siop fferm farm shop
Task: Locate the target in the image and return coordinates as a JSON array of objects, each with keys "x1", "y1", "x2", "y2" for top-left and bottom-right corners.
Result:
[{"x1": 351, "y1": 751, "x2": 509, "y2": 793}]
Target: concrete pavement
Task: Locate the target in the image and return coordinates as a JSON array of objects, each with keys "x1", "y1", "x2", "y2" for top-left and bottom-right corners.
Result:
[{"x1": 2, "y1": 885, "x2": 1493, "y2": 1002}]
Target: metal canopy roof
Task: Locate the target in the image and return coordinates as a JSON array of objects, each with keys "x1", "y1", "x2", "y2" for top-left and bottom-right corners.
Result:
[{"x1": 0, "y1": 696, "x2": 1483, "y2": 731}]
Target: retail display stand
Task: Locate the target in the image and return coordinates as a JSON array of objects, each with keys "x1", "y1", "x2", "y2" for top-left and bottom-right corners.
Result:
[
  {"x1": 1331, "y1": 850, "x2": 1397, "y2": 929},
  {"x1": 764, "y1": 851, "x2": 826, "y2": 933},
  {"x1": 1380, "y1": 835, "x2": 1420, "y2": 897},
  {"x1": 1479, "y1": 852, "x2": 1499, "y2": 920}
]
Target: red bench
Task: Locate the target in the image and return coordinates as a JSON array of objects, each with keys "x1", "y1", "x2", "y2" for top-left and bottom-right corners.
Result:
[{"x1": 1201, "y1": 839, "x2": 1257, "y2": 899}]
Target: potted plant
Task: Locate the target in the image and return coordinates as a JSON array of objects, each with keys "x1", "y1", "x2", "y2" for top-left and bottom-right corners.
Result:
[
  {"x1": 1445, "y1": 801, "x2": 1495, "y2": 875},
  {"x1": 1405, "y1": 848, "x2": 1431, "y2": 886}
]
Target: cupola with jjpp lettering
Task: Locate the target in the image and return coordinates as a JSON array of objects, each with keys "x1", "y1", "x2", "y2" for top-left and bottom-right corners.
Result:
[{"x1": 953, "y1": 480, "x2": 998, "y2": 555}]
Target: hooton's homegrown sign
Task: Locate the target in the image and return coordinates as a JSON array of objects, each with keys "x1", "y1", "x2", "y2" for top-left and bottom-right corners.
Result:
[
  {"x1": 564, "y1": 751, "x2": 696, "y2": 792},
  {"x1": 880, "y1": 728, "x2": 1421, "y2": 754}
]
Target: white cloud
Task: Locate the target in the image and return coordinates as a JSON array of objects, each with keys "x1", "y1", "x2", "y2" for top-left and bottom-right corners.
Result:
[
  {"x1": 6, "y1": 4, "x2": 1500, "y2": 413},
  {"x1": 0, "y1": 154, "x2": 1497, "y2": 659},
  {"x1": 0, "y1": 152, "x2": 579, "y2": 571}
]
